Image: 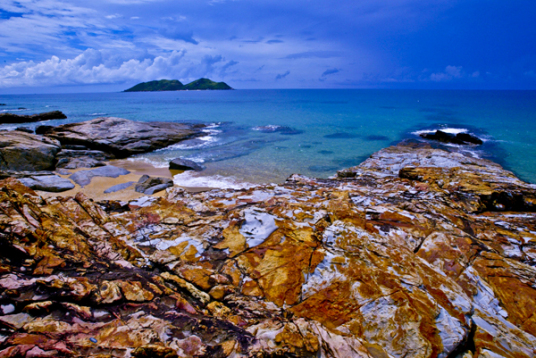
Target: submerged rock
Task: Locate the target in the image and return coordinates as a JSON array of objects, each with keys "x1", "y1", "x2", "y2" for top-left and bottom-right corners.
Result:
[
  {"x1": 0, "y1": 142, "x2": 535, "y2": 357},
  {"x1": 0, "y1": 110, "x2": 67, "y2": 124},
  {"x1": 41, "y1": 117, "x2": 205, "y2": 158}
]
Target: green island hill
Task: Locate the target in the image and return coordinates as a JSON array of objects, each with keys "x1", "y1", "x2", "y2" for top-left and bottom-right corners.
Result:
[{"x1": 124, "y1": 78, "x2": 233, "y2": 92}]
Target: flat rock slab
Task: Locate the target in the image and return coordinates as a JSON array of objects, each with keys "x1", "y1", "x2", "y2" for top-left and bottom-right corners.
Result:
[
  {"x1": 104, "y1": 181, "x2": 135, "y2": 193},
  {"x1": 18, "y1": 175, "x2": 75, "y2": 192},
  {"x1": 69, "y1": 165, "x2": 130, "y2": 187},
  {"x1": 41, "y1": 117, "x2": 204, "y2": 158},
  {"x1": 0, "y1": 131, "x2": 60, "y2": 171}
]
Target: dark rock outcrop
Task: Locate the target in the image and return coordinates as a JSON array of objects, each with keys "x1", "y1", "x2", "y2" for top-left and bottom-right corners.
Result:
[
  {"x1": 169, "y1": 158, "x2": 204, "y2": 171},
  {"x1": 135, "y1": 175, "x2": 173, "y2": 194},
  {"x1": 14, "y1": 127, "x2": 34, "y2": 134},
  {"x1": 41, "y1": 117, "x2": 204, "y2": 158},
  {"x1": 420, "y1": 130, "x2": 483, "y2": 145},
  {"x1": 69, "y1": 165, "x2": 130, "y2": 187},
  {"x1": 0, "y1": 110, "x2": 67, "y2": 124},
  {"x1": 0, "y1": 131, "x2": 61, "y2": 171}
]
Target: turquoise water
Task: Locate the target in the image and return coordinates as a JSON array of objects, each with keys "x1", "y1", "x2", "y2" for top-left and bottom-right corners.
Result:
[{"x1": 1, "y1": 90, "x2": 536, "y2": 186}]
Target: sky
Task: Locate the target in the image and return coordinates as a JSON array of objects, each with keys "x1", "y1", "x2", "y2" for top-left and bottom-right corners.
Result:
[{"x1": 1, "y1": 0, "x2": 536, "y2": 93}]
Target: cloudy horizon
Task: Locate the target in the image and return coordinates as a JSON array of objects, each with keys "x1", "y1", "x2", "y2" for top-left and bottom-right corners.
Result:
[{"x1": 1, "y1": 0, "x2": 535, "y2": 93}]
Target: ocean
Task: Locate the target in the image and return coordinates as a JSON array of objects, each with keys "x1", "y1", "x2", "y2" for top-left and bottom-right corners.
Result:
[{"x1": 2, "y1": 89, "x2": 536, "y2": 187}]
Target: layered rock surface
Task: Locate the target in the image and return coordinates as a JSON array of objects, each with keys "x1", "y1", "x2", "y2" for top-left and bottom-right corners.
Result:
[
  {"x1": 0, "y1": 142, "x2": 535, "y2": 357},
  {"x1": 0, "y1": 131, "x2": 61, "y2": 171},
  {"x1": 39, "y1": 117, "x2": 205, "y2": 158}
]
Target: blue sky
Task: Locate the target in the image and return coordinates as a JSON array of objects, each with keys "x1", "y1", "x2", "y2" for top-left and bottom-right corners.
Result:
[{"x1": 0, "y1": 0, "x2": 535, "y2": 92}]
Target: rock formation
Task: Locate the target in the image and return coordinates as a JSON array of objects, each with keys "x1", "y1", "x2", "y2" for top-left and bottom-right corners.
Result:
[
  {"x1": 169, "y1": 158, "x2": 204, "y2": 172},
  {"x1": 0, "y1": 111, "x2": 67, "y2": 124},
  {"x1": 39, "y1": 117, "x2": 205, "y2": 158},
  {"x1": 0, "y1": 142, "x2": 535, "y2": 357},
  {"x1": 135, "y1": 175, "x2": 174, "y2": 194},
  {"x1": 420, "y1": 130, "x2": 484, "y2": 145},
  {"x1": 0, "y1": 131, "x2": 61, "y2": 171}
]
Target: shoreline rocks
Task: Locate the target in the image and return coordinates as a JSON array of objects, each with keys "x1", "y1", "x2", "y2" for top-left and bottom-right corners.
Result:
[
  {"x1": 39, "y1": 117, "x2": 205, "y2": 158},
  {"x1": 420, "y1": 129, "x2": 484, "y2": 145},
  {"x1": 135, "y1": 175, "x2": 173, "y2": 194},
  {"x1": 169, "y1": 158, "x2": 204, "y2": 171},
  {"x1": 0, "y1": 142, "x2": 535, "y2": 357},
  {"x1": 17, "y1": 174, "x2": 75, "y2": 192},
  {"x1": 0, "y1": 131, "x2": 61, "y2": 171},
  {"x1": 0, "y1": 110, "x2": 67, "y2": 124}
]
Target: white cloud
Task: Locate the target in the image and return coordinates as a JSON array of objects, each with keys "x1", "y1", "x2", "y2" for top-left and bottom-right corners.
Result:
[
  {"x1": 0, "y1": 48, "x2": 243, "y2": 87},
  {"x1": 430, "y1": 65, "x2": 463, "y2": 82}
]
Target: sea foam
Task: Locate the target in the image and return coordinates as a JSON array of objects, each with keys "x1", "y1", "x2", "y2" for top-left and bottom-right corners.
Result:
[{"x1": 173, "y1": 171, "x2": 256, "y2": 190}]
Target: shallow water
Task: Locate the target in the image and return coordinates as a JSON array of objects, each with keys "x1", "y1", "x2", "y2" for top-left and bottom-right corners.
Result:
[{"x1": 2, "y1": 89, "x2": 536, "y2": 186}]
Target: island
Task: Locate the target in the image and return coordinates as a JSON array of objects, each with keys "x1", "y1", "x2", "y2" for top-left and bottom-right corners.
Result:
[{"x1": 124, "y1": 78, "x2": 233, "y2": 92}]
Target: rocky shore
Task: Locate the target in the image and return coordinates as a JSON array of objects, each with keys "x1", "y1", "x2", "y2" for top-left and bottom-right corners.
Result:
[
  {"x1": 1, "y1": 139, "x2": 535, "y2": 357},
  {"x1": 0, "y1": 117, "x2": 205, "y2": 196}
]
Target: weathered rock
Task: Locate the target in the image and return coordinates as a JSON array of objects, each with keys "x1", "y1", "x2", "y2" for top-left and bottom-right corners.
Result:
[
  {"x1": 104, "y1": 181, "x2": 135, "y2": 193},
  {"x1": 420, "y1": 130, "x2": 483, "y2": 145},
  {"x1": 18, "y1": 175, "x2": 75, "y2": 192},
  {"x1": 132, "y1": 345, "x2": 178, "y2": 358},
  {"x1": 69, "y1": 165, "x2": 130, "y2": 187},
  {"x1": 14, "y1": 127, "x2": 34, "y2": 134},
  {"x1": 41, "y1": 117, "x2": 204, "y2": 158},
  {"x1": 0, "y1": 111, "x2": 67, "y2": 124},
  {"x1": 56, "y1": 149, "x2": 111, "y2": 169},
  {"x1": 34, "y1": 125, "x2": 55, "y2": 135},
  {"x1": 169, "y1": 158, "x2": 204, "y2": 171},
  {"x1": 0, "y1": 131, "x2": 60, "y2": 171},
  {"x1": 135, "y1": 175, "x2": 173, "y2": 195},
  {"x1": 0, "y1": 143, "x2": 535, "y2": 358}
]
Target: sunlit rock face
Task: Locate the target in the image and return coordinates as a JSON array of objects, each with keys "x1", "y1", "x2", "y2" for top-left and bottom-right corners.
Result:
[{"x1": 1, "y1": 142, "x2": 535, "y2": 357}]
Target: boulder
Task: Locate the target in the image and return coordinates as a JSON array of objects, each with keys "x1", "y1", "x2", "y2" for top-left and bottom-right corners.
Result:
[
  {"x1": 135, "y1": 175, "x2": 173, "y2": 194},
  {"x1": 41, "y1": 117, "x2": 204, "y2": 158},
  {"x1": 420, "y1": 130, "x2": 483, "y2": 145},
  {"x1": 0, "y1": 111, "x2": 67, "y2": 124},
  {"x1": 35, "y1": 125, "x2": 55, "y2": 135},
  {"x1": 0, "y1": 131, "x2": 60, "y2": 171},
  {"x1": 69, "y1": 165, "x2": 130, "y2": 187},
  {"x1": 169, "y1": 158, "x2": 204, "y2": 171},
  {"x1": 18, "y1": 175, "x2": 75, "y2": 192},
  {"x1": 55, "y1": 149, "x2": 111, "y2": 169}
]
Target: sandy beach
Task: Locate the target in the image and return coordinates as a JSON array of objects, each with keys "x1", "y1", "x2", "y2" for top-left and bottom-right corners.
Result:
[{"x1": 35, "y1": 159, "x2": 193, "y2": 201}]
